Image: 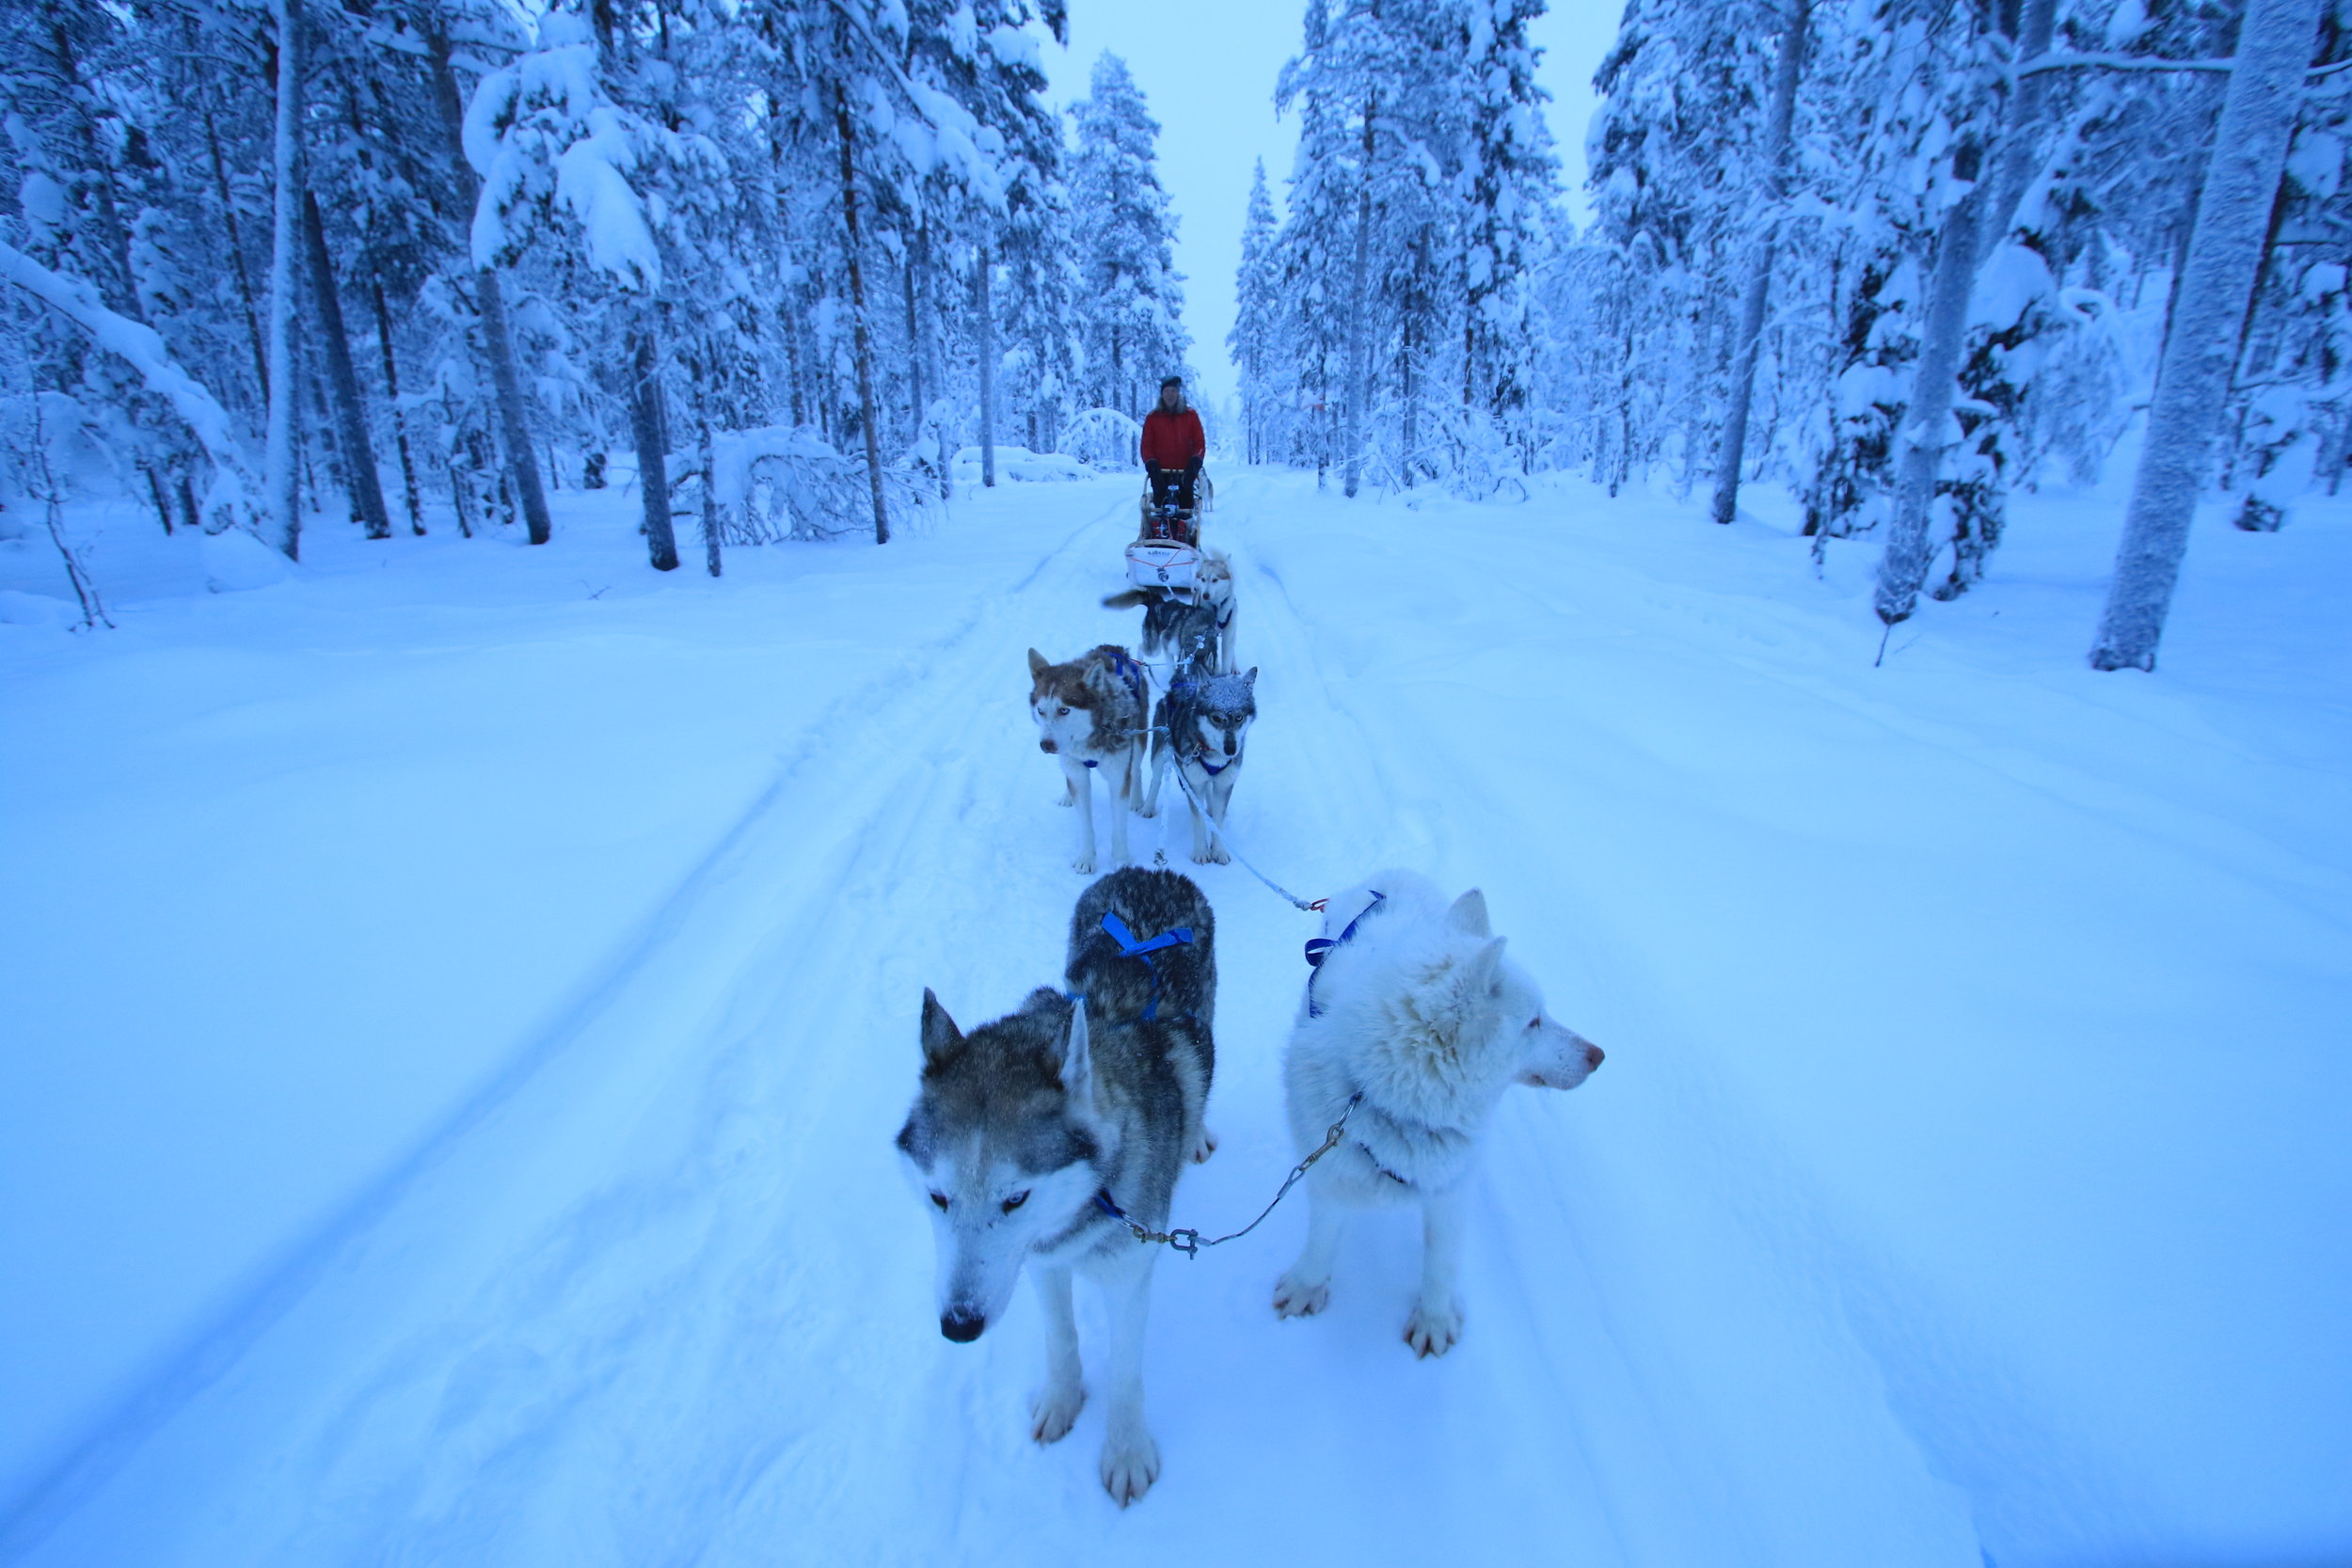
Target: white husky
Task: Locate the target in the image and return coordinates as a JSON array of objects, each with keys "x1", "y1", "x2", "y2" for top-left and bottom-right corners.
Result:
[{"x1": 1272, "y1": 870, "x2": 1604, "y2": 1356}]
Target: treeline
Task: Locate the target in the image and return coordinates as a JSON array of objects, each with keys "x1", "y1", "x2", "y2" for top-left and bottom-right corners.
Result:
[
  {"x1": 1237, "y1": 0, "x2": 2350, "y2": 668},
  {"x1": 0, "y1": 0, "x2": 1190, "y2": 575}
]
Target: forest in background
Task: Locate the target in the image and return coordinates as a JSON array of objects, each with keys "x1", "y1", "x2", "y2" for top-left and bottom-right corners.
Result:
[{"x1": 6, "y1": 0, "x2": 2348, "y2": 670}]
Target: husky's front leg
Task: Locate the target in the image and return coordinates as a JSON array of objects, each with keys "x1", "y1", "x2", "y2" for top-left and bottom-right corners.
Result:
[
  {"x1": 1029, "y1": 1265, "x2": 1086, "y2": 1443},
  {"x1": 1064, "y1": 758, "x2": 1097, "y2": 873},
  {"x1": 1202, "y1": 769, "x2": 1234, "y2": 864},
  {"x1": 1404, "y1": 1184, "x2": 1467, "y2": 1358},
  {"x1": 1185, "y1": 763, "x2": 1215, "y2": 864},
  {"x1": 1272, "y1": 1181, "x2": 1347, "y2": 1318},
  {"x1": 1105, "y1": 747, "x2": 1134, "y2": 867},
  {"x1": 1135, "y1": 729, "x2": 1161, "y2": 818},
  {"x1": 1094, "y1": 1249, "x2": 1161, "y2": 1505}
]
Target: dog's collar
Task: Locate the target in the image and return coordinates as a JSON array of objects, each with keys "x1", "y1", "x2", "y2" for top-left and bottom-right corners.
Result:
[
  {"x1": 1356, "y1": 1141, "x2": 1413, "y2": 1187},
  {"x1": 1304, "y1": 890, "x2": 1386, "y2": 1019}
]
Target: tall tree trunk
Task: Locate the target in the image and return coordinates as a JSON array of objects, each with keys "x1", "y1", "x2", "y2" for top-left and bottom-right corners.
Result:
[
  {"x1": 1978, "y1": 0, "x2": 2061, "y2": 260},
  {"x1": 203, "y1": 109, "x2": 271, "y2": 400},
  {"x1": 263, "y1": 0, "x2": 305, "y2": 560},
  {"x1": 977, "y1": 241, "x2": 998, "y2": 488},
  {"x1": 371, "y1": 276, "x2": 424, "y2": 532},
  {"x1": 630, "y1": 326, "x2": 680, "y2": 570},
  {"x1": 1343, "y1": 97, "x2": 1376, "y2": 499},
  {"x1": 835, "y1": 97, "x2": 890, "y2": 544},
  {"x1": 427, "y1": 29, "x2": 553, "y2": 546},
  {"x1": 302, "y1": 192, "x2": 392, "y2": 540},
  {"x1": 903, "y1": 247, "x2": 926, "y2": 448},
  {"x1": 2091, "y1": 0, "x2": 2326, "y2": 669},
  {"x1": 1710, "y1": 0, "x2": 1811, "y2": 527},
  {"x1": 1874, "y1": 0, "x2": 2063, "y2": 616},
  {"x1": 698, "y1": 411, "x2": 723, "y2": 578},
  {"x1": 1872, "y1": 151, "x2": 1984, "y2": 628}
]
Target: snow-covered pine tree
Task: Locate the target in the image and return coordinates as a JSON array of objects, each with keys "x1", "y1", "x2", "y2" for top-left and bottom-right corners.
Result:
[
  {"x1": 1231, "y1": 160, "x2": 1282, "y2": 465},
  {"x1": 1069, "y1": 54, "x2": 1190, "y2": 422}
]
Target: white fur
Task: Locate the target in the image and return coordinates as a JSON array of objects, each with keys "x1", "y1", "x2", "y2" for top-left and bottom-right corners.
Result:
[{"x1": 1273, "y1": 870, "x2": 1603, "y2": 1354}]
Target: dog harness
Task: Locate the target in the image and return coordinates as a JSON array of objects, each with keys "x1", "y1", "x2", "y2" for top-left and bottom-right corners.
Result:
[
  {"x1": 1303, "y1": 890, "x2": 1385, "y2": 1019},
  {"x1": 1098, "y1": 911, "x2": 1194, "y2": 1023},
  {"x1": 1105, "y1": 649, "x2": 1150, "y2": 712}
]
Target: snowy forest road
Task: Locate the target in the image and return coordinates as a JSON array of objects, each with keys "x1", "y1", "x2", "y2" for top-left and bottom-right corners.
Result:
[{"x1": 6, "y1": 469, "x2": 2344, "y2": 1568}]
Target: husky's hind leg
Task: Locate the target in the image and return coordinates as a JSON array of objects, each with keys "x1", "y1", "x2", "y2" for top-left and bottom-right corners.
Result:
[
  {"x1": 1404, "y1": 1185, "x2": 1467, "y2": 1358},
  {"x1": 1029, "y1": 1264, "x2": 1086, "y2": 1443},
  {"x1": 1273, "y1": 1182, "x2": 1347, "y2": 1318},
  {"x1": 1093, "y1": 1249, "x2": 1162, "y2": 1506}
]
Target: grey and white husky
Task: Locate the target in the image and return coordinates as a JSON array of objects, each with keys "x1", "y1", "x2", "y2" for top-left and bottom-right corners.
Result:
[
  {"x1": 897, "y1": 868, "x2": 1216, "y2": 1506},
  {"x1": 1028, "y1": 645, "x2": 1150, "y2": 874},
  {"x1": 1145, "y1": 667, "x2": 1258, "y2": 865},
  {"x1": 1273, "y1": 871, "x2": 1603, "y2": 1357},
  {"x1": 1102, "y1": 547, "x2": 1237, "y2": 673}
]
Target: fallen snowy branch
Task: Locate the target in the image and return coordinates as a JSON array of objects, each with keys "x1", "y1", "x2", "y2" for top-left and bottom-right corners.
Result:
[{"x1": 0, "y1": 240, "x2": 262, "y2": 535}]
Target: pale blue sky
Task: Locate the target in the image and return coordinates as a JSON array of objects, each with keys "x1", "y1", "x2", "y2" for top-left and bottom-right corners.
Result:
[{"x1": 1040, "y1": 0, "x2": 1625, "y2": 406}]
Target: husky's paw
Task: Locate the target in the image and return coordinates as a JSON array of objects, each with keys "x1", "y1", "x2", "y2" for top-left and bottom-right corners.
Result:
[
  {"x1": 1098, "y1": 1423, "x2": 1161, "y2": 1507},
  {"x1": 1057, "y1": 794, "x2": 1076, "y2": 808},
  {"x1": 1272, "y1": 1272, "x2": 1330, "y2": 1318},
  {"x1": 1209, "y1": 843, "x2": 1232, "y2": 865},
  {"x1": 1133, "y1": 799, "x2": 1157, "y2": 819},
  {"x1": 1189, "y1": 1128, "x2": 1219, "y2": 1164},
  {"x1": 1073, "y1": 853, "x2": 1097, "y2": 874},
  {"x1": 1190, "y1": 846, "x2": 1216, "y2": 865},
  {"x1": 1030, "y1": 1382, "x2": 1086, "y2": 1445},
  {"x1": 1404, "y1": 1298, "x2": 1463, "y2": 1359}
]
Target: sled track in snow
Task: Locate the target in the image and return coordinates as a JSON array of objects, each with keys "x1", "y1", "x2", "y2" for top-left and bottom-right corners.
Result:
[{"x1": 0, "y1": 495, "x2": 1136, "y2": 1563}]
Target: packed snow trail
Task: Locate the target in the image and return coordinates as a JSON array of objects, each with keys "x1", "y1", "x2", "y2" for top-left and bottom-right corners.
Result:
[{"x1": 5, "y1": 470, "x2": 2345, "y2": 1566}]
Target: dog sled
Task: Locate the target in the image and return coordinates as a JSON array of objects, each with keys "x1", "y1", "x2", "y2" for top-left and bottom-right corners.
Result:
[{"x1": 1125, "y1": 475, "x2": 1213, "y2": 593}]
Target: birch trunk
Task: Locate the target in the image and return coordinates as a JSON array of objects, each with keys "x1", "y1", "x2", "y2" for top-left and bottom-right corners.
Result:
[
  {"x1": 977, "y1": 242, "x2": 997, "y2": 488},
  {"x1": 835, "y1": 97, "x2": 891, "y2": 544},
  {"x1": 1343, "y1": 98, "x2": 1375, "y2": 499},
  {"x1": 2091, "y1": 0, "x2": 2326, "y2": 669},
  {"x1": 630, "y1": 326, "x2": 680, "y2": 570},
  {"x1": 264, "y1": 0, "x2": 306, "y2": 560},
  {"x1": 302, "y1": 192, "x2": 392, "y2": 540},
  {"x1": 1710, "y1": 0, "x2": 1811, "y2": 527},
  {"x1": 427, "y1": 30, "x2": 553, "y2": 546}
]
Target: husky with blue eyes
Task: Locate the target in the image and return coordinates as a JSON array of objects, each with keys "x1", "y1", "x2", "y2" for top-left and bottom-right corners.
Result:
[{"x1": 896, "y1": 868, "x2": 1216, "y2": 1507}]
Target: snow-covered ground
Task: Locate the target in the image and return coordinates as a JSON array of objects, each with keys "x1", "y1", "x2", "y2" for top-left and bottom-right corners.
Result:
[{"x1": 2, "y1": 468, "x2": 2345, "y2": 1567}]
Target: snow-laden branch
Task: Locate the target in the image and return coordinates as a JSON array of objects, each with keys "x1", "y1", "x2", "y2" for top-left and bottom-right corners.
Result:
[
  {"x1": 2018, "y1": 52, "x2": 2352, "y2": 81},
  {"x1": 0, "y1": 240, "x2": 261, "y2": 533}
]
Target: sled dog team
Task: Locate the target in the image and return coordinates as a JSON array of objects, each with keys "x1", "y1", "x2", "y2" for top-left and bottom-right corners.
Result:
[{"x1": 897, "y1": 529, "x2": 1605, "y2": 1507}]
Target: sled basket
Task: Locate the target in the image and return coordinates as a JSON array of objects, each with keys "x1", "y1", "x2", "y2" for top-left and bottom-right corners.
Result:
[{"x1": 1126, "y1": 540, "x2": 1200, "y2": 592}]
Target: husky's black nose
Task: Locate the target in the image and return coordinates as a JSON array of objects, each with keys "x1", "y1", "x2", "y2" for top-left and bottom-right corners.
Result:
[
  {"x1": 1584, "y1": 1043, "x2": 1605, "y2": 1069},
  {"x1": 940, "y1": 1308, "x2": 986, "y2": 1343}
]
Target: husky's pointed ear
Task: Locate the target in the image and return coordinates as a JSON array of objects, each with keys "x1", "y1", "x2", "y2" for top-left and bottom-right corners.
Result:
[
  {"x1": 1449, "y1": 889, "x2": 1491, "y2": 938},
  {"x1": 1466, "y1": 936, "x2": 1509, "y2": 998},
  {"x1": 1060, "y1": 996, "x2": 1095, "y2": 1101},
  {"x1": 1244, "y1": 666, "x2": 1259, "y2": 689},
  {"x1": 1027, "y1": 648, "x2": 1050, "y2": 680},
  {"x1": 920, "y1": 989, "x2": 963, "y2": 1068}
]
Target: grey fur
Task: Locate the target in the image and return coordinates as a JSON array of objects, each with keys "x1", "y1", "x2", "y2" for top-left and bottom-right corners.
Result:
[
  {"x1": 1103, "y1": 587, "x2": 1220, "y2": 672},
  {"x1": 1147, "y1": 669, "x2": 1258, "y2": 864},
  {"x1": 896, "y1": 868, "x2": 1216, "y2": 1504}
]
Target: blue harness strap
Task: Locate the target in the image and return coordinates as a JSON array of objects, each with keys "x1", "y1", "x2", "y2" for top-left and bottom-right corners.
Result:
[
  {"x1": 1105, "y1": 650, "x2": 1149, "y2": 710},
  {"x1": 1100, "y1": 911, "x2": 1193, "y2": 1022},
  {"x1": 1304, "y1": 890, "x2": 1385, "y2": 1019}
]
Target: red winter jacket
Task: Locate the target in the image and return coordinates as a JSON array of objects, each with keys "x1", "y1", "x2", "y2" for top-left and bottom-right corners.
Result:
[{"x1": 1140, "y1": 407, "x2": 1205, "y2": 469}]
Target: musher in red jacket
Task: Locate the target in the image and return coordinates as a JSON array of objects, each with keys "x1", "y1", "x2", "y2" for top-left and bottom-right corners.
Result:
[{"x1": 1140, "y1": 375, "x2": 1205, "y2": 518}]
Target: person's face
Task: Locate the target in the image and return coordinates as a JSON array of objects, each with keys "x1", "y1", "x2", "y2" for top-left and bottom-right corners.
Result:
[{"x1": 1159, "y1": 385, "x2": 1181, "y2": 413}]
